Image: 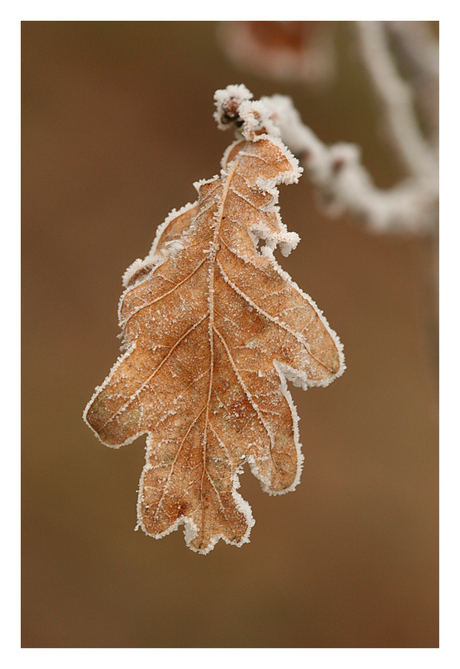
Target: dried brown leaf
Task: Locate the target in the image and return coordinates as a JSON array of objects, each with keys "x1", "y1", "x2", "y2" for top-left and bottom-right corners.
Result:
[{"x1": 84, "y1": 87, "x2": 344, "y2": 554}]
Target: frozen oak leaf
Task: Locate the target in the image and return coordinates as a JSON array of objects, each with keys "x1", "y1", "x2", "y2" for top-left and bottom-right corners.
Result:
[{"x1": 84, "y1": 85, "x2": 345, "y2": 554}]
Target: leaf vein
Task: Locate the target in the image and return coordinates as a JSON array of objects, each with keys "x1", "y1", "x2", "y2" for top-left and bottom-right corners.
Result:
[
  {"x1": 213, "y1": 325, "x2": 275, "y2": 451},
  {"x1": 152, "y1": 406, "x2": 207, "y2": 523},
  {"x1": 122, "y1": 257, "x2": 208, "y2": 326},
  {"x1": 100, "y1": 313, "x2": 209, "y2": 431}
]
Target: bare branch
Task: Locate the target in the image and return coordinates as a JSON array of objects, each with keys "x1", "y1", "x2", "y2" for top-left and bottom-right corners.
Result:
[
  {"x1": 354, "y1": 21, "x2": 437, "y2": 181},
  {"x1": 385, "y1": 21, "x2": 439, "y2": 149},
  {"x1": 263, "y1": 94, "x2": 438, "y2": 235}
]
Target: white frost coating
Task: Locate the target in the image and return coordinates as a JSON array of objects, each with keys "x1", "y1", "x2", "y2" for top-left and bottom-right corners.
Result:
[
  {"x1": 254, "y1": 132, "x2": 303, "y2": 185},
  {"x1": 248, "y1": 225, "x2": 299, "y2": 259},
  {"x1": 220, "y1": 138, "x2": 245, "y2": 171},
  {"x1": 149, "y1": 201, "x2": 197, "y2": 257},
  {"x1": 122, "y1": 200, "x2": 197, "y2": 290},
  {"x1": 193, "y1": 175, "x2": 220, "y2": 193},
  {"x1": 273, "y1": 261, "x2": 346, "y2": 386},
  {"x1": 238, "y1": 99, "x2": 281, "y2": 140},
  {"x1": 82, "y1": 342, "x2": 144, "y2": 449},
  {"x1": 245, "y1": 361, "x2": 305, "y2": 498},
  {"x1": 214, "y1": 84, "x2": 283, "y2": 142},
  {"x1": 121, "y1": 258, "x2": 145, "y2": 288},
  {"x1": 213, "y1": 84, "x2": 253, "y2": 130},
  {"x1": 272, "y1": 361, "x2": 305, "y2": 494}
]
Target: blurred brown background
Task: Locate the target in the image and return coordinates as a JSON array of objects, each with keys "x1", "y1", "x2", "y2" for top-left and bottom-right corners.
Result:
[{"x1": 21, "y1": 21, "x2": 438, "y2": 648}]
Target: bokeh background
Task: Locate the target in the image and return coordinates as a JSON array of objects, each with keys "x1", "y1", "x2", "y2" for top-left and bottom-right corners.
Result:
[{"x1": 22, "y1": 21, "x2": 438, "y2": 648}]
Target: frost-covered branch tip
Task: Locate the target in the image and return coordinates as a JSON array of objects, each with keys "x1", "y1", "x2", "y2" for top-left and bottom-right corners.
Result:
[{"x1": 214, "y1": 84, "x2": 282, "y2": 141}]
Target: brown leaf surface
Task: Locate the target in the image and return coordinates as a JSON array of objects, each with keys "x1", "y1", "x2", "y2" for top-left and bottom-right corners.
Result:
[{"x1": 84, "y1": 91, "x2": 344, "y2": 553}]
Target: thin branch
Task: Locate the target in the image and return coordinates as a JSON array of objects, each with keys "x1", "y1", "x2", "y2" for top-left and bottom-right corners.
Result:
[
  {"x1": 354, "y1": 21, "x2": 437, "y2": 181},
  {"x1": 385, "y1": 21, "x2": 439, "y2": 149},
  {"x1": 263, "y1": 94, "x2": 438, "y2": 235}
]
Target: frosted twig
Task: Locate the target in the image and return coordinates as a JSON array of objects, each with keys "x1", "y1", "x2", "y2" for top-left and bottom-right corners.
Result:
[
  {"x1": 354, "y1": 21, "x2": 437, "y2": 181},
  {"x1": 385, "y1": 21, "x2": 439, "y2": 148},
  {"x1": 262, "y1": 94, "x2": 438, "y2": 235},
  {"x1": 216, "y1": 23, "x2": 438, "y2": 236}
]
